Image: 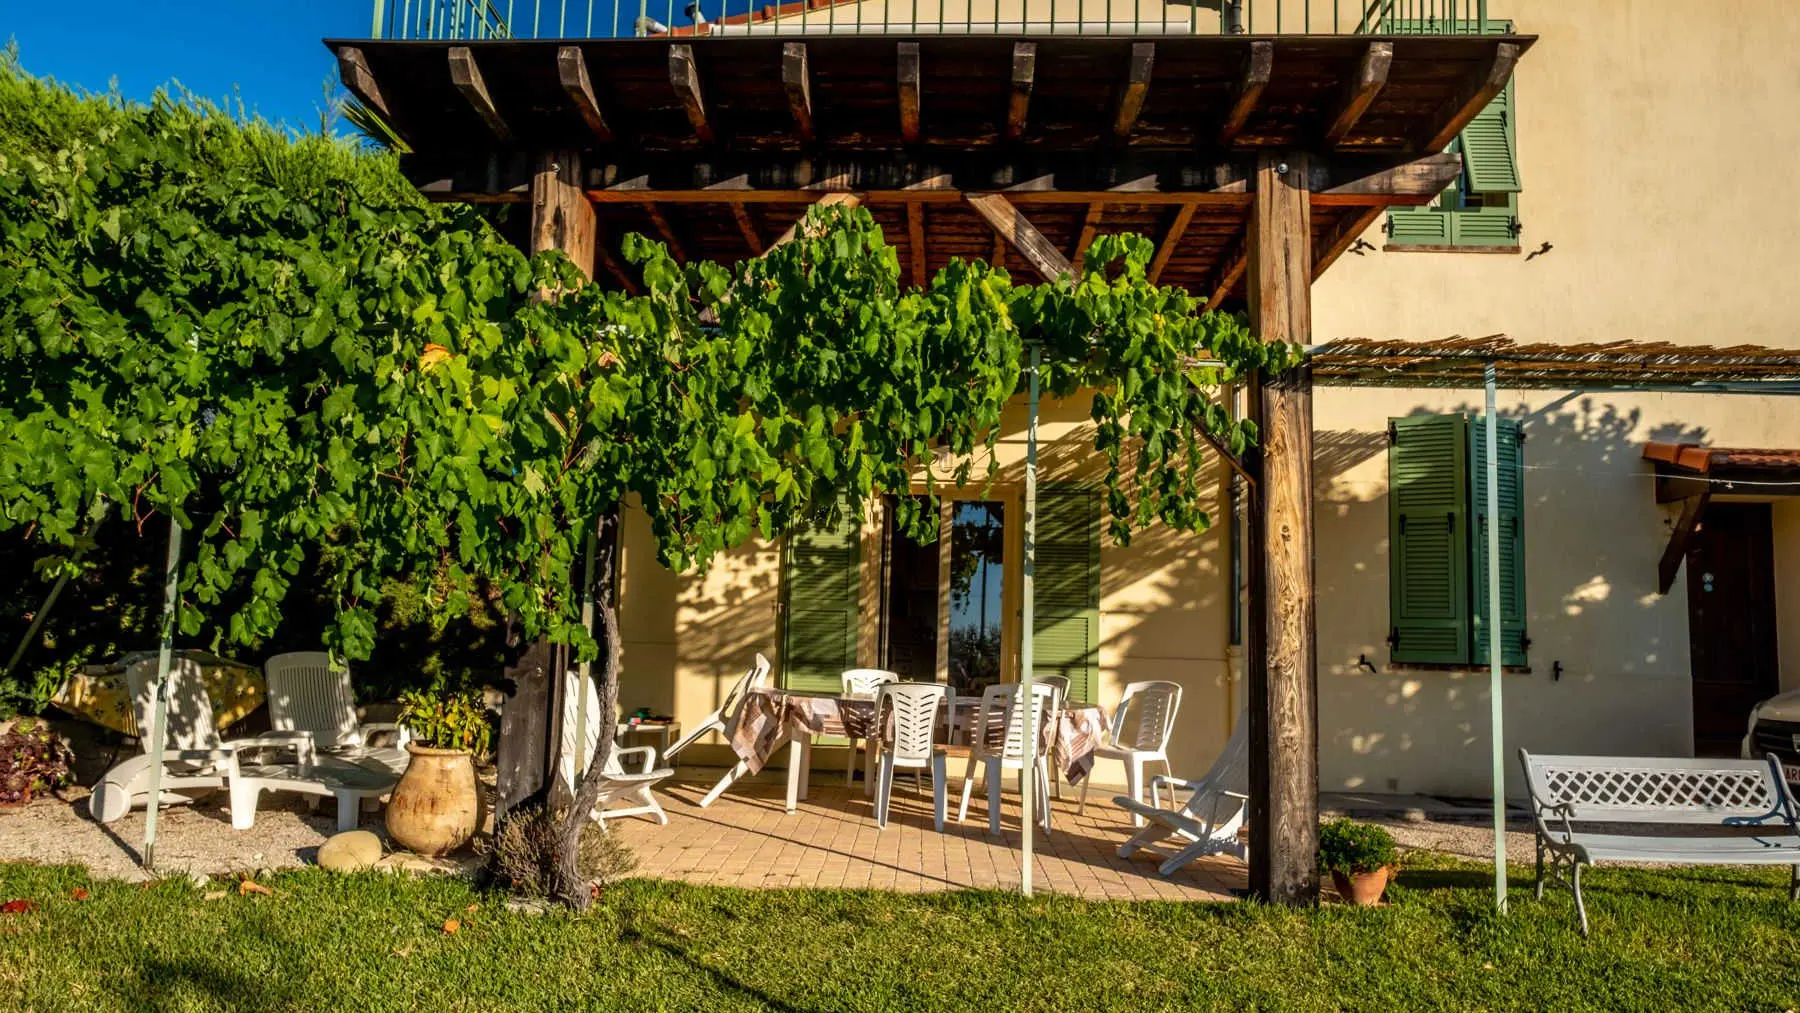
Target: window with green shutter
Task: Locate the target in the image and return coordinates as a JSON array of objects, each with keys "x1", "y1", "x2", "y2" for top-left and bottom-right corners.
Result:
[
  {"x1": 1388, "y1": 414, "x2": 1528, "y2": 666},
  {"x1": 781, "y1": 509, "x2": 861, "y2": 692},
  {"x1": 1383, "y1": 19, "x2": 1521, "y2": 251},
  {"x1": 1032, "y1": 486, "x2": 1101, "y2": 705}
]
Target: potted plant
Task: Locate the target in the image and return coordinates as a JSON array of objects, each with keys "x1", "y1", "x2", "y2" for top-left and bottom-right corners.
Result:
[
  {"x1": 385, "y1": 688, "x2": 492, "y2": 856},
  {"x1": 1319, "y1": 817, "x2": 1399, "y2": 906},
  {"x1": 0, "y1": 718, "x2": 74, "y2": 809}
]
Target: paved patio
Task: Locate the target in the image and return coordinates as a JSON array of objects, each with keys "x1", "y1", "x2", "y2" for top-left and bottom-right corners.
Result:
[{"x1": 608, "y1": 766, "x2": 1245, "y2": 900}]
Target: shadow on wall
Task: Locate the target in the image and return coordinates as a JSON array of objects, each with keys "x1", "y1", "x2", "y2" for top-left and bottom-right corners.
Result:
[{"x1": 1313, "y1": 391, "x2": 1709, "y2": 798}]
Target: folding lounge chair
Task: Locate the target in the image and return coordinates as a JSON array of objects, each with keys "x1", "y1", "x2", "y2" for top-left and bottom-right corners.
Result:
[
  {"x1": 1114, "y1": 712, "x2": 1249, "y2": 876},
  {"x1": 662, "y1": 654, "x2": 772, "y2": 808}
]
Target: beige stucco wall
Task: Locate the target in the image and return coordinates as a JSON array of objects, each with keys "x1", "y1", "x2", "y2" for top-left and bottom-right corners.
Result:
[
  {"x1": 1308, "y1": 0, "x2": 1800, "y2": 797},
  {"x1": 614, "y1": 392, "x2": 1238, "y2": 786}
]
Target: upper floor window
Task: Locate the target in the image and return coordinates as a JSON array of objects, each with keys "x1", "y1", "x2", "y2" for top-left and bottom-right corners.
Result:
[{"x1": 1385, "y1": 19, "x2": 1522, "y2": 253}]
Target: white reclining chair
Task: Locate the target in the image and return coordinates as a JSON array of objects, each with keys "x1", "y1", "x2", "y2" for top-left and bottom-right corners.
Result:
[
  {"x1": 89, "y1": 658, "x2": 317, "y2": 828},
  {"x1": 957, "y1": 682, "x2": 1056, "y2": 836},
  {"x1": 1114, "y1": 712, "x2": 1249, "y2": 876},
  {"x1": 263, "y1": 651, "x2": 407, "y2": 773},
  {"x1": 663, "y1": 654, "x2": 771, "y2": 808},
  {"x1": 559, "y1": 670, "x2": 673, "y2": 829}
]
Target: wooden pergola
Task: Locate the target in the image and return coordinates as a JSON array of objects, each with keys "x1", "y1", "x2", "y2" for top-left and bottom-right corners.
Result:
[{"x1": 333, "y1": 28, "x2": 1534, "y2": 905}]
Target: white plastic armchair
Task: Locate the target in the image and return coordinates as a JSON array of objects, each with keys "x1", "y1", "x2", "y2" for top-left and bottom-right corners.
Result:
[
  {"x1": 559, "y1": 670, "x2": 673, "y2": 829},
  {"x1": 263, "y1": 651, "x2": 407, "y2": 773},
  {"x1": 841, "y1": 668, "x2": 898, "y2": 788},
  {"x1": 1033, "y1": 674, "x2": 1071, "y2": 798},
  {"x1": 957, "y1": 682, "x2": 1056, "y2": 835},
  {"x1": 873, "y1": 682, "x2": 952, "y2": 831},
  {"x1": 89, "y1": 658, "x2": 315, "y2": 827},
  {"x1": 1080, "y1": 680, "x2": 1182, "y2": 825},
  {"x1": 1114, "y1": 711, "x2": 1249, "y2": 876}
]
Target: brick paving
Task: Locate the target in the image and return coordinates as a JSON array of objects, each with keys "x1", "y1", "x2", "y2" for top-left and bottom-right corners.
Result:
[{"x1": 609, "y1": 767, "x2": 1243, "y2": 900}]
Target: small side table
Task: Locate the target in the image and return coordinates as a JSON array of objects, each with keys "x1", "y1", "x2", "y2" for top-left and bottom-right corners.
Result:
[{"x1": 620, "y1": 720, "x2": 681, "y2": 757}]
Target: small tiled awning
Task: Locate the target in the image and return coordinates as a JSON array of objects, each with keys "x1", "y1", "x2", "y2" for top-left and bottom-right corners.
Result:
[{"x1": 1643, "y1": 441, "x2": 1800, "y2": 593}]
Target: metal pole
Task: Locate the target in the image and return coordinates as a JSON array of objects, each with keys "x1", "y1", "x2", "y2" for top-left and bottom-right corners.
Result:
[
  {"x1": 1484, "y1": 362, "x2": 1507, "y2": 914},
  {"x1": 141, "y1": 515, "x2": 183, "y2": 871},
  {"x1": 1018, "y1": 344, "x2": 1040, "y2": 897}
]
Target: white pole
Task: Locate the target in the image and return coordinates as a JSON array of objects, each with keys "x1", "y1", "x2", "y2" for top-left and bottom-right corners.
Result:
[
  {"x1": 1485, "y1": 363, "x2": 1507, "y2": 914},
  {"x1": 572, "y1": 528, "x2": 598, "y2": 787},
  {"x1": 1019, "y1": 344, "x2": 1040, "y2": 897},
  {"x1": 142, "y1": 515, "x2": 183, "y2": 871}
]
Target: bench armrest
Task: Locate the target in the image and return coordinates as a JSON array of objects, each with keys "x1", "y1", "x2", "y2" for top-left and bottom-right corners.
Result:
[
  {"x1": 1150, "y1": 774, "x2": 1206, "y2": 795},
  {"x1": 613, "y1": 745, "x2": 657, "y2": 774},
  {"x1": 1532, "y1": 800, "x2": 1577, "y2": 844},
  {"x1": 229, "y1": 732, "x2": 316, "y2": 772}
]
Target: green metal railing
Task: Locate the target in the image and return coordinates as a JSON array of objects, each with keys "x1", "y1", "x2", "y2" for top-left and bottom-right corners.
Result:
[{"x1": 371, "y1": 0, "x2": 1492, "y2": 39}]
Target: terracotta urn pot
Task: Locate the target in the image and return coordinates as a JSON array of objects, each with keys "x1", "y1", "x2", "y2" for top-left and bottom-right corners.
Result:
[
  {"x1": 1331, "y1": 865, "x2": 1395, "y2": 907},
  {"x1": 385, "y1": 744, "x2": 480, "y2": 856}
]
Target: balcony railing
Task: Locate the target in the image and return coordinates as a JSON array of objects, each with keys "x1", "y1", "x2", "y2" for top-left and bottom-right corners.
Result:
[{"x1": 371, "y1": 0, "x2": 1495, "y2": 40}]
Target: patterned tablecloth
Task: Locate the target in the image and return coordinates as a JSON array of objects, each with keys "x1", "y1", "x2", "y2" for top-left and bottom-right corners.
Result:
[
  {"x1": 51, "y1": 650, "x2": 265, "y2": 737},
  {"x1": 729, "y1": 687, "x2": 1108, "y2": 782}
]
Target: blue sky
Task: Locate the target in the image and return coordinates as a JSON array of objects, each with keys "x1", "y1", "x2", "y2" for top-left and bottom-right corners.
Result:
[{"x1": 8, "y1": 2, "x2": 375, "y2": 133}]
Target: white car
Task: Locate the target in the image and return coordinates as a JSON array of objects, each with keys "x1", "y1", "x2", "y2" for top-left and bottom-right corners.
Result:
[{"x1": 1743, "y1": 689, "x2": 1800, "y2": 784}]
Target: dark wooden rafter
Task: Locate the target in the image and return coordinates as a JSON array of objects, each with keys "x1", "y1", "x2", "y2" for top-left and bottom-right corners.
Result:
[
  {"x1": 1419, "y1": 42, "x2": 1521, "y2": 152},
  {"x1": 1659, "y1": 491, "x2": 1712, "y2": 595},
  {"x1": 732, "y1": 205, "x2": 764, "y2": 256},
  {"x1": 1072, "y1": 202, "x2": 1105, "y2": 271},
  {"x1": 557, "y1": 46, "x2": 613, "y2": 144},
  {"x1": 1147, "y1": 203, "x2": 1197, "y2": 285},
  {"x1": 1312, "y1": 206, "x2": 1385, "y2": 278},
  {"x1": 336, "y1": 46, "x2": 403, "y2": 139},
  {"x1": 1113, "y1": 42, "x2": 1156, "y2": 142},
  {"x1": 1207, "y1": 241, "x2": 1249, "y2": 310},
  {"x1": 1007, "y1": 42, "x2": 1036, "y2": 142},
  {"x1": 897, "y1": 42, "x2": 922, "y2": 144},
  {"x1": 449, "y1": 47, "x2": 511, "y2": 142},
  {"x1": 782, "y1": 42, "x2": 814, "y2": 144},
  {"x1": 1323, "y1": 41, "x2": 1393, "y2": 147},
  {"x1": 1219, "y1": 41, "x2": 1274, "y2": 148},
  {"x1": 669, "y1": 44, "x2": 713, "y2": 144},
  {"x1": 642, "y1": 203, "x2": 690, "y2": 263},
  {"x1": 966, "y1": 194, "x2": 1071, "y2": 281},
  {"x1": 906, "y1": 201, "x2": 927, "y2": 287}
]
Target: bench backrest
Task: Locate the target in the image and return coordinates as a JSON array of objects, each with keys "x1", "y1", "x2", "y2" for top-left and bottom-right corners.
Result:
[{"x1": 1518, "y1": 749, "x2": 1792, "y2": 824}]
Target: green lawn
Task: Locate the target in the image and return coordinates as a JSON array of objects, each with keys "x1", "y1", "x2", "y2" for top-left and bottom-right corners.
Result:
[{"x1": 1, "y1": 858, "x2": 1797, "y2": 1012}]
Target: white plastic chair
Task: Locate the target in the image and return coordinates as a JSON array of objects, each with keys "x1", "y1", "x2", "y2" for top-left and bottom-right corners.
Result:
[
  {"x1": 88, "y1": 658, "x2": 316, "y2": 828},
  {"x1": 1114, "y1": 712, "x2": 1249, "y2": 875},
  {"x1": 1080, "y1": 680, "x2": 1182, "y2": 826},
  {"x1": 673, "y1": 654, "x2": 778, "y2": 808},
  {"x1": 1034, "y1": 674, "x2": 1071, "y2": 798},
  {"x1": 957, "y1": 682, "x2": 1056, "y2": 835},
  {"x1": 558, "y1": 671, "x2": 672, "y2": 829},
  {"x1": 263, "y1": 652, "x2": 407, "y2": 773},
  {"x1": 841, "y1": 668, "x2": 898, "y2": 788},
  {"x1": 873, "y1": 682, "x2": 952, "y2": 831}
]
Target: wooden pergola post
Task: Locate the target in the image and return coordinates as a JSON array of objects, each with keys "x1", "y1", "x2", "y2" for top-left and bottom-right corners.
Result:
[
  {"x1": 494, "y1": 150, "x2": 598, "y2": 822},
  {"x1": 1245, "y1": 151, "x2": 1320, "y2": 906}
]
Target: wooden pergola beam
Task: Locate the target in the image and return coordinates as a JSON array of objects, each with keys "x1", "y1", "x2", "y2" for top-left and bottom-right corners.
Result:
[
  {"x1": 1312, "y1": 206, "x2": 1385, "y2": 278},
  {"x1": 769, "y1": 191, "x2": 863, "y2": 251},
  {"x1": 1419, "y1": 42, "x2": 1521, "y2": 152},
  {"x1": 1245, "y1": 151, "x2": 1318, "y2": 908},
  {"x1": 1207, "y1": 244, "x2": 1249, "y2": 310},
  {"x1": 1072, "y1": 202, "x2": 1105, "y2": 271},
  {"x1": 669, "y1": 44, "x2": 713, "y2": 145},
  {"x1": 782, "y1": 43, "x2": 815, "y2": 144},
  {"x1": 1323, "y1": 42, "x2": 1393, "y2": 148},
  {"x1": 642, "y1": 203, "x2": 689, "y2": 263},
  {"x1": 1659, "y1": 491, "x2": 1712, "y2": 595},
  {"x1": 449, "y1": 47, "x2": 511, "y2": 142},
  {"x1": 1219, "y1": 41, "x2": 1274, "y2": 147},
  {"x1": 732, "y1": 205, "x2": 764, "y2": 256},
  {"x1": 898, "y1": 42, "x2": 922, "y2": 144},
  {"x1": 966, "y1": 194, "x2": 1072, "y2": 281},
  {"x1": 1007, "y1": 42, "x2": 1036, "y2": 142},
  {"x1": 336, "y1": 46, "x2": 403, "y2": 139},
  {"x1": 1114, "y1": 43, "x2": 1156, "y2": 141},
  {"x1": 1148, "y1": 203, "x2": 1196, "y2": 285},
  {"x1": 906, "y1": 201, "x2": 928, "y2": 288},
  {"x1": 557, "y1": 47, "x2": 612, "y2": 144},
  {"x1": 1311, "y1": 153, "x2": 1462, "y2": 206}
]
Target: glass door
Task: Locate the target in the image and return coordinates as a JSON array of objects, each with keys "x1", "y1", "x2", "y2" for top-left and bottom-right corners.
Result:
[{"x1": 946, "y1": 501, "x2": 1005, "y2": 697}]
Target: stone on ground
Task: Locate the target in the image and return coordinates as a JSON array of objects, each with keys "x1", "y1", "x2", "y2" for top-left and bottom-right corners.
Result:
[{"x1": 317, "y1": 830, "x2": 383, "y2": 872}]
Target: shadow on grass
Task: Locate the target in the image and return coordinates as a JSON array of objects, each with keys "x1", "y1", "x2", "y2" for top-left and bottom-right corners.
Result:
[{"x1": 621, "y1": 925, "x2": 819, "y2": 1013}]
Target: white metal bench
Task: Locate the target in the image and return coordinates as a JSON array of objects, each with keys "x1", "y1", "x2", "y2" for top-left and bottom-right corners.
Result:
[{"x1": 1519, "y1": 748, "x2": 1800, "y2": 934}]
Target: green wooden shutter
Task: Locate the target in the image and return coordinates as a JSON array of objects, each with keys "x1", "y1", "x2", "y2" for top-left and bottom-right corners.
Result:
[
  {"x1": 1388, "y1": 206, "x2": 1452, "y2": 245},
  {"x1": 1469, "y1": 418, "x2": 1527, "y2": 666},
  {"x1": 781, "y1": 510, "x2": 860, "y2": 693},
  {"x1": 1389, "y1": 415, "x2": 1471, "y2": 664},
  {"x1": 1459, "y1": 78, "x2": 1521, "y2": 194},
  {"x1": 1033, "y1": 486, "x2": 1101, "y2": 705}
]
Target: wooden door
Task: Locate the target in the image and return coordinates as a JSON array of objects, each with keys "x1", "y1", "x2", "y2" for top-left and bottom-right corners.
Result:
[{"x1": 1687, "y1": 503, "x2": 1779, "y2": 756}]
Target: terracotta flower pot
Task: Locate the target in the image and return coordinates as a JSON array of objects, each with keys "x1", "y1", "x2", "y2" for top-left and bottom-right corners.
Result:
[
  {"x1": 385, "y1": 744, "x2": 480, "y2": 857},
  {"x1": 1331, "y1": 865, "x2": 1395, "y2": 906}
]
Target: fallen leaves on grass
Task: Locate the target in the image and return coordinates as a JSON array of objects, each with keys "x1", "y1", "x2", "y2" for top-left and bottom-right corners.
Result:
[
  {"x1": 442, "y1": 919, "x2": 461, "y2": 935},
  {"x1": 2, "y1": 900, "x2": 38, "y2": 914},
  {"x1": 238, "y1": 880, "x2": 273, "y2": 897},
  {"x1": 70, "y1": 889, "x2": 89, "y2": 902},
  {"x1": 202, "y1": 891, "x2": 228, "y2": 902}
]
